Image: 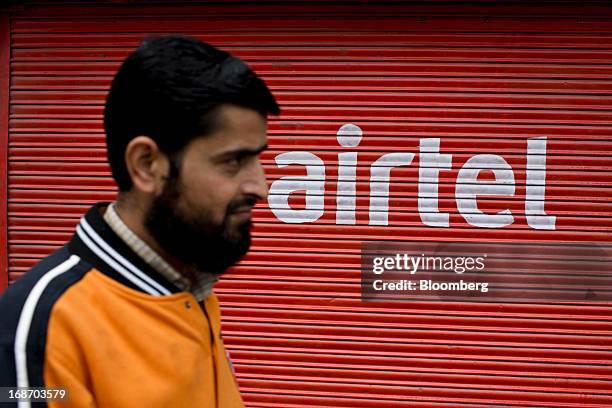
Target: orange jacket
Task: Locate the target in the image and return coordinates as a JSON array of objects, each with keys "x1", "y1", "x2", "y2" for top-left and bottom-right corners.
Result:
[{"x1": 0, "y1": 204, "x2": 244, "y2": 407}]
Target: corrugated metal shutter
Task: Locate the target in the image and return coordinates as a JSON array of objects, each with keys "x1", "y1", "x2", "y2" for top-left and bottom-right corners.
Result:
[
  {"x1": 6, "y1": 1, "x2": 612, "y2": 406},
  {"x1": 0, "y1": 10, "x2": 10, "y2": 291}
]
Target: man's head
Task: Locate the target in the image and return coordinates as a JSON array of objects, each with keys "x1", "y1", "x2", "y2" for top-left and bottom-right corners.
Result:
[{"x1": 104, "y1": 35, "x2": 279, "y2": 275}]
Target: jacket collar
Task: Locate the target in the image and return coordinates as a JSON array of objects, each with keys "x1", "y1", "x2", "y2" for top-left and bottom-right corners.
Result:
[{"x1": 68, "y1": 202, "x2": 182, "y2": 296}]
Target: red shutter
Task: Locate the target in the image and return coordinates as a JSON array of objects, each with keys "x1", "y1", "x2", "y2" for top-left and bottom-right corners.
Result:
[
  {"x1": 5, "y1": 2, "x2": 612, "y2": 407},
  {"x1": 0, "y1": 10, "x2": 9, "y2": 291}
]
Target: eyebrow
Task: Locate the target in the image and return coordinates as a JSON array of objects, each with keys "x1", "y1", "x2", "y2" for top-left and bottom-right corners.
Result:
[{"x1": 214, "y1": 143, "x2": 268, "y2": 160}]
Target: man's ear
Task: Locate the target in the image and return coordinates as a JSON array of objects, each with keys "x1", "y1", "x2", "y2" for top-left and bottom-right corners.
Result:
[{"x1": 124, "y1": 136, "x2": 169, "y2": 195}]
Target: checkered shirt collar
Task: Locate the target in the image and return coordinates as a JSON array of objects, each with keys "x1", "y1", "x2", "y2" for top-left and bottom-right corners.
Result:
[{"x1": 103, "y1": 202, "x2": 216, "y2": 301}]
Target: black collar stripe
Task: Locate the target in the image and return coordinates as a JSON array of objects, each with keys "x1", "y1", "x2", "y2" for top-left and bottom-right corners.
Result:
[
  {"x1": 79, "y1": 217, "x2": 172, "y2": 295},
  {"x1": 76, "y1": 220, "x2": 170, "y2": 296},
  {"x1": 67, "y1": 203, "x2": 181, "y2": 296}
]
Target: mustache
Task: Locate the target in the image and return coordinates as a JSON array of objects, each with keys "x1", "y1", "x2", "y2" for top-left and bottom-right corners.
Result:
[{"x1": 227, "y1": 197, "x2": 257, "y2": 213}]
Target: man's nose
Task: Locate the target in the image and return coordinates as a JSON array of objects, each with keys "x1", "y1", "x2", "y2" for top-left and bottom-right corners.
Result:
[{"x1": 242, "y1": 158, "x2": 269, "y2": 201}]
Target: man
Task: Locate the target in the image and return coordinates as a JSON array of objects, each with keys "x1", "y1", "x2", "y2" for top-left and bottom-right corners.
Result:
[{"x1": 0, "y1": 35, "x2": 279, "y2": 407}]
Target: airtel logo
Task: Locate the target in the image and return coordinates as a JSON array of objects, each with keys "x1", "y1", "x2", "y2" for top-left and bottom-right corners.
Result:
[{"x1": 268, "y1": 124, "x2": 556, "y2": 230}]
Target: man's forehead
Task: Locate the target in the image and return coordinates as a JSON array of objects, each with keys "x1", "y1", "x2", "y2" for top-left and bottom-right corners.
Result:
[{"x1": 192, "y1": 105, "x2": 268, "y2": 155}]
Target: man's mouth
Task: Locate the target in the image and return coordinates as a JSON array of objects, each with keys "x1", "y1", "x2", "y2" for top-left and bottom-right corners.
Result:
[
  {"x1": 228, "y1": 206, "x2": 254, "y2": 224},
  {"x1": 231, "y1": 207, "x2": 252, "y2": 215},
  {"x1": 228, "y1": 198, "x2": 257, "y2": 217}
]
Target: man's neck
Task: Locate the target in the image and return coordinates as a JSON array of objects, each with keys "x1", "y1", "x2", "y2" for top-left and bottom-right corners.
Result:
[{"x1": 112, "y1": 198, "x2": 186, "y2": 274}]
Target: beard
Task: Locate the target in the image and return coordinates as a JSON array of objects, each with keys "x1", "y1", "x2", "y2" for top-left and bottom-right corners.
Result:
[{"x1": 144, "y1": 176, "x2": 253, "y2": 276}]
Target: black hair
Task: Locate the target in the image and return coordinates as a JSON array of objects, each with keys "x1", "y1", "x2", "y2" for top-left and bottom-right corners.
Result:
[{"x1": 104, "y1": 35, "x2": 280, "y2": 191}]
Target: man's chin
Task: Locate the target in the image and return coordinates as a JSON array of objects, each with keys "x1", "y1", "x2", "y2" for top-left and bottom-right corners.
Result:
[
  {"x1": 226, "y1": 220, "x2": 252, "y2": 244},
  {"x1": 228, "y1": 210, "x2": 253, "y2": 225},
  {"x1": 190, "y1": 241, "x2": 251, "y2": 275}
]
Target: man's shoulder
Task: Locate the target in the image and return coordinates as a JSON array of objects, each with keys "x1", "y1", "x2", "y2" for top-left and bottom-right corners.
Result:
[
  {"x1": 0, "y1": 246, "x2": 93, "y2": 388},
  {"x1": 1, "y1": 247, "x2": 90, "y2": 312},
  {"x1": 0, "y1": 246, "x2": 93, "y2": 342}
]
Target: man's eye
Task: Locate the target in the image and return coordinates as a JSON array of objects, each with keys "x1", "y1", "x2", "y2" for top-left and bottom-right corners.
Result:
[{"x1": 224, "y1": 156, "x2": 244, "y2": 169}]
